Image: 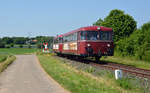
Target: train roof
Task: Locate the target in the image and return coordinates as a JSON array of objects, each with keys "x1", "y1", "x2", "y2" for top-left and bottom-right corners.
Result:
[
  {"x1": 63, "y1": 26, "x2": 112, "y2": 36},
  {"x1": 55, "y1": 26, "x2": 112, "y2": 38},
  {"x1": 54, "y1": 34, "x2": 63, "y2": 39}
]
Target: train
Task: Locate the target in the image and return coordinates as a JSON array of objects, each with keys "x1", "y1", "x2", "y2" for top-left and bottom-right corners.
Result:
[{"x1": 53, "y1": 26, "x2": 114, "y2": 62}]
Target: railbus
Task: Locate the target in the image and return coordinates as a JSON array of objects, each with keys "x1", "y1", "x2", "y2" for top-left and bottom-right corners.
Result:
[{"x1": 53, "y1": 26, "x2": 114, "y2": 62}]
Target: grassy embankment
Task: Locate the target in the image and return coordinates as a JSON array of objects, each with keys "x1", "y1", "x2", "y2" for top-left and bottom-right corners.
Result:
[
  {"x1": 38, "y1": 54, "x2": 144, "y2": 93},
  {"x1": 0, "y1": 55, "x2": 7, "y2": 62},
  {"x1": 0, "y1": 48, "x2": 38, "y2": 55},
  {"x1": 101, "y1": 55, "x2": 150, "y2": 70},
  {"x1": 0, "y1": 54, "x2": 16, "y2": 72}
]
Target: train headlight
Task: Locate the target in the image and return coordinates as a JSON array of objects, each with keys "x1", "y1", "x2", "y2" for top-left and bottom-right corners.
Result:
[
  {"x1": 97, "y1": 27, "x2": 101, "y2": 30},
  {"x1": 87, "y1": 43, "x2": 91, "y2": 47},
  {"x1": 107, "y1": 44, "x2": 110, "y2": 47}
]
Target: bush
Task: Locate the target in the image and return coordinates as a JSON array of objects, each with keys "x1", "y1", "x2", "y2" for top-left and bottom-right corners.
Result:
[
  {"x1": 6, "y1": 46, "x2": 10, "y2": 48},
  {"x1": 28, "y1": 45, "x2": 32, "y2": 48},
  {"x1": 10, "y1": 43, "x2": 14, "y2": 48},
  {"x1": 116, "y1": 22, "x2": 150, "y2": 61},
  {"x1": 19, "y1": 44, "x2": 23, "y2": 48},
  {"x1": 0, "y1": 42, "x2": 5, "y2": 48},
  {"x1": 37, "y1": 43, "x2": 42, "y2": 49}
]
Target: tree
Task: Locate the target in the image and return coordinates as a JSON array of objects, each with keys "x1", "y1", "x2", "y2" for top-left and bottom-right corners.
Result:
[
  {"x1": 2, "y1": 37, "x2": 14, "y2": 44},
  {"x1": 94, "y1": 9, "x2": 137, "y2": 41},
  {"x1": 116, "y1": 22, "x2": 150, "y2": 61},
  {"x1": 35, "y1": 36, "x2": 54, "y2": 49},
  {"x1": 93, "y1": 18, "x2": 103, "y2": 26},
  {"x1": 13, "y1": 37, "x2": 28, "y2": 44},
  {"x1": 0, "y1": 39, "x2": 5, "y2": 48}
]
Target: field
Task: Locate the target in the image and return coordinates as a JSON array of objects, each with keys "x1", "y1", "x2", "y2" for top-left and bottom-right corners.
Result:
[
  {"x1": 38, "y1": 54, "x2": 146, "y2": 93},
  {"x1": 0, "y1": 48, "x2": 38, "y2": 55}
]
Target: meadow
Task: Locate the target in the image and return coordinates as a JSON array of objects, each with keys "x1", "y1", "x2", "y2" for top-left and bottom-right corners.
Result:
[{"x1": 0, "y1": 48, "x2": 38, "y2": 55}]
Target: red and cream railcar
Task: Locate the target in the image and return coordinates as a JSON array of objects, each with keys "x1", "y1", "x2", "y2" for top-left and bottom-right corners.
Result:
[{"x1": 53, "y1": 26, "x2": 114, "y2": 61}]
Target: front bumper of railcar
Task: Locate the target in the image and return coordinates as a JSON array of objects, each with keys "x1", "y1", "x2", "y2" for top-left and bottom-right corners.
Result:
[{"x1": 84, "y1": 42, "x2": 114, "y2": 57}]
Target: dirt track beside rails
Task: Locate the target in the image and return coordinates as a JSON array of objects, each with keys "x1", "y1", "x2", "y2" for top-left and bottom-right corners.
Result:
[{"x1": 0, "y1": 55, "x2": 69, "y2": 93}]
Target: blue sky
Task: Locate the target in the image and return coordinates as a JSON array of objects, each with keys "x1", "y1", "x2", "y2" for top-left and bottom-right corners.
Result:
[{"x1": 0, "y1": 0, "x2": 150, "y2": 37}]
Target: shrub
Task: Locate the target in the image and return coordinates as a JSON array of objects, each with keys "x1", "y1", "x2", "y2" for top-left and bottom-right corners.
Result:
[
  {"x1": 10, "y1": 43, "x2": 14, "y2": 48},
  {"x1": 0, "y1": 42, "x2": 5, "y2": 48},
  {"x1": 6, "y1": 46, "x2": 10, "y2": 48},
  {"x1": 28, "y1": 45, "x2": 32, "y2": 48},
  {"x1": 19, "y1": 44, "x2": 23, "y2": 48},
  {"x1": 116, "y1": 22, "x2": 150, "y2": 61}
]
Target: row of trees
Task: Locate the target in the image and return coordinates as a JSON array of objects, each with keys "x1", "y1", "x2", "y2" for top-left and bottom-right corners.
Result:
[
  {"x1": 94, "y1": 9, "x2": 150, "y2": 61},
  {"x1": 2, "y1": 37, "x2": 29, "y2": 44},
  {"x1": 0, "y1": 36, "x2": 54, "y2": 48}
]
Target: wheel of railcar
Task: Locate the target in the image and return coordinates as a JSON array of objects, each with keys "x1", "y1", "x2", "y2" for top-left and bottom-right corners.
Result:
[
  {"x1": 56, "y1": 53, "x2": 59, "y2": 56},
  {"x1": 95, "y1": 56, "x2": 101, "y2": 63}
]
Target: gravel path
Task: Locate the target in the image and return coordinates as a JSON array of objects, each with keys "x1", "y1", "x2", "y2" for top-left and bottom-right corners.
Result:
[{"x1": 0, "y1": 55, "x2": 69, "y2": 93}]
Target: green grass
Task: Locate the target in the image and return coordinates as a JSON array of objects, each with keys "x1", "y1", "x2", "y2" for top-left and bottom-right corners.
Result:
[
  {"x1": 0, "y1": 48, "x2": 38, "y2": 55},
  {"x1": 0, "y1": 55, "x2": 16, "y2": 72},
  {"x1": 101, "y1": 56, "x2": 150, "y2": 70},
  {"x1": 0, "y1": 55, "x2": 7, "y2": 62},
  {"x1": 116, "y1": 78, "x2": 132, "y2": 90},
  {"x1": 37, "y1": 54, "x2": 144, "y2": 93}
]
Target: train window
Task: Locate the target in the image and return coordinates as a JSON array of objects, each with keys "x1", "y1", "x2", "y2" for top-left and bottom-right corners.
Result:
[
  {"x1": 69, "y1": 35, "x2": 72, "y2": 41},
  {"x1": 81, "y1": 31, "x2": 99, "y2": 40},
  {"x1": 74, "y1": 33, "x2": 77, "y2": 41},
  {"x1": 70, "y1": 34, "x2": 73, "y2": 41},
  {"x1": 72, "y1": 33, "x2": 77, "y2": 41},
  {"x1": 87, "y1": 31, "x2": 98, "y2": 40},
  {"x1": 67, "y1": 35, "x2": 70, "y2": 42},
  {"x1": 63, "y1": 33, "x2": 78, "y2": 42},
  {"x1": 66, "y1": 36, "x2": 69, "y2": 42},
  {"x1": 64, "y1": 36, "x2": 67, "y2": 42},
  {"x1": 81, "y1": 31, "x2": 86, "y2": 40},
  {"x1": 100, "y1": 31, "x2": 112, "y2": 40}
]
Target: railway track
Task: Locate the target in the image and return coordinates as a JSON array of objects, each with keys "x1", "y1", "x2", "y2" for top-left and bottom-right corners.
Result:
[
  {"x1": 56, "y1": 55, "x2": 150, "y2": 79},
  {"x1": 90, "y1": 62, "x2": 150, "y2": 79}
]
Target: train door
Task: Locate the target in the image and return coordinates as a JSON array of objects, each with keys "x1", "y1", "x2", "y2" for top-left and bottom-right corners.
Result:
[{"x1": 59, "y1": 37, "x2": 63, "y2": 53}]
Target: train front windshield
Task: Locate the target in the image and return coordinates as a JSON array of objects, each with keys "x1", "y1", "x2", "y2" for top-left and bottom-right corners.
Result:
[
  {"x1": 81, "y1": 31, "x2": 112, "y2": 40},
  {"x1": 100, "y1": 31, "x2": 112, "y2": 40},
  {"x1": 81, "y1": 31, "x2": 98, "y2": 40}
]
